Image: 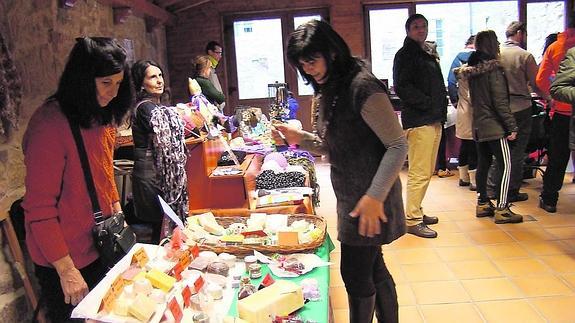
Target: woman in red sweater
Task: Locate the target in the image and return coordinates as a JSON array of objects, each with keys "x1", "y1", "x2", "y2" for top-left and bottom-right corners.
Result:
[{"x1": 21, "y1": 37, "x2": 133, "y2": 322}]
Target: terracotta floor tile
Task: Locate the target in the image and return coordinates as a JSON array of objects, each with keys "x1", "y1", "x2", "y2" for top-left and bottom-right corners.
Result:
[
  {"x1": 396, "y1": 284, "x2": 416, "y2": 306},
  {"x1": 510, "y1": 274, "x2": 573, "y2": 297},
  {"x1": 481, "y1": 243, "x2": 530, "y2": 259},
  {"x1": 493, "y1": 258, "x2": 551, "y2": 276},
  {"x1": 329, "y1": 268, "x2": 344, "y2": 287},
  {"x1": 393, "y1": 248, "x2": 441, "y2": 264},
  {"x1": 389, "y1": 234, "x2": 435, "y2": 249},
  {"x1": 420, "y1": 303, "x2": 483, "y2": 323},
  {"x1": 529, "y1": 296, "x2": 575, "y2": 322},
  {"x1": 332, "y1": 309, "x2": 349, "y2": 323},
  {"x1": 545, "y1": 227, "x2": 575, "y2": 240},
  {"x1": 411, "y1": 281, "x2": 470, "y2": 304},
  {"x1": 476, "y1": 299, "x2": 545, "y2": 322},
  {"x1": 430, "y1": 220, "x2": 461, "y2": 233},
  {"x1": 560, "y1": 273, "x2": 575, "y2": 289},
  {"x1": 455, "y1": 218, "x2": 500, "y2": 232},
  {"x1": 538, "y1": 254, "x2": 575, "y2": 273},
  {"x1": 519, "y1": 240, "x2": 575, "y2": 256},
  {"x1": 467, "y1": 230, "x2": 515, "y2": 245},
  {"x1": 506, "y1": 228, "x2": 556, "y2": 241},
  {"x1": 401, "y1": 262, "x2": 456, "y2": 282},
  {"x1": 430, "y1": 232, "x2": 473, "y2": 247},
  {"x1": 447, "y1": 259, "x2": 503, "y2": 280},
  {"x1": 435, "y1": 246, "x2": 489, "y2": 262},
  {"x1": 399, "y1": 306, "x2": 423, "y2": 323},
  {"x1": 329, "y1": 251, "x2": 341, "y2": 268},
  {"x1": 461, "y1": 277, "x2": 523, "y2": 301},
  {"x1": 329, "y1": 286, "x2": 348, "y2": 310}
]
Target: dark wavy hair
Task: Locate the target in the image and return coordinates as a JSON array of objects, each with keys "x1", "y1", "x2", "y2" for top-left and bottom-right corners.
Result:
[
  {"x1": 475, "y1": 30, "x2": 500, "y2": 59},
  {"x1": 52, "y1": 37, "x2": 133, "y2": 128},
  {"x1": 131, "y1": 59, "x2": 170, "y2": 104},
  {"x1": 286, "y1": 19, "x2": 358, "y2": 94}
]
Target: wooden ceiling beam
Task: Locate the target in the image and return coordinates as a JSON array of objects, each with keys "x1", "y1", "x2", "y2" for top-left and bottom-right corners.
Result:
[
  {"x1": 98, "y1": 0, "x2": 176, "y2": 25},
  {"x1": 155, "y1": 0, "x2": 184, "y2": 8}
]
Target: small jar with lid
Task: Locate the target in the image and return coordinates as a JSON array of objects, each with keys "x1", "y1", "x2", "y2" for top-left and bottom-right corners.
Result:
[{"x1": 248, "y1": 263, "x2": 262, "y2": 279}]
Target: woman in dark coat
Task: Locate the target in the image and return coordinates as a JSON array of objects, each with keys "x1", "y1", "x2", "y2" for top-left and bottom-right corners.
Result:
[
  {"x1": 272, "y1": 20, "x2": 407, "y2": 323},
  {"x1": 459, "y1": 30, "x2": 522, "y2": 224},
  {"x1": 131, "y1": 60, "x2": 188, "y2": 243}
]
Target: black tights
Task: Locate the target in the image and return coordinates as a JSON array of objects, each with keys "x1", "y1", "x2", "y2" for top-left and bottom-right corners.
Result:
[{"x1": 340, "y1": 244, "x2": 393, "y2": 297}]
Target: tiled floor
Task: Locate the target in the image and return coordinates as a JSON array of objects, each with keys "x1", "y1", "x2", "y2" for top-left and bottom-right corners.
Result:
[{"x1": 314, "y1": 160, "x2": 575, "y2": 322}]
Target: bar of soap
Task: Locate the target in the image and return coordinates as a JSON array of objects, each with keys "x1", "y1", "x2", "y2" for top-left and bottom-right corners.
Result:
[
  {"x1": 146, "y1": 269, "x2": 176, "y2": 292},
  {"x1": 237, "y1": 280, "x2": 304, "y2": 323},
  {"x1": 128, "y1": 294, "x2": 156, "y2": 322}
]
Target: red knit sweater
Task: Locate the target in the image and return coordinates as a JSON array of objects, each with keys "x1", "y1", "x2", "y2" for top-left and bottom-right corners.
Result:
[{"x1": 22, "y1": 100, "x2": 119, "y2": 269}]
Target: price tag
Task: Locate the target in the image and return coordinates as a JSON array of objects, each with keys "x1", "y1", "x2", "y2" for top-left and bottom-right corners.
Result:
[
  {"x1": 168, "y1": 297, "x2": 183, "y2": 323},
  {"x1": 99, "y1": 275, "x2": 125, "y2": 312},
  {"x1": 190, "y1": 245, "x2": 200, "y2": 258},
  {"x1": 131, "y1": 247, "x2": 149, "y2": 268},
  {"x1": 182, "y1": 285, "x2": 192, "y2": 308},
  {"x1": 171, "y1": 262, "x2": 183, "y2": 281},
  {"x1": 193, "y1": 275, "x2": 205, "y2": 293}
]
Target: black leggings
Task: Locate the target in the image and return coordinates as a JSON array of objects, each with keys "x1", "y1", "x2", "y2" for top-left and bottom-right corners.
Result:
[
  {"x1": 35, "y1": 258, "x2": 107, "y2": 323},
  {"x1": 458, "y1": 139, "x2": 477, "y2": 170},
  {"x1": 476, "y1": 138, "x2": 511, "y2": 209},
  {"x1": 340, "y1": 244, "x2": 393, "y2": 297}
]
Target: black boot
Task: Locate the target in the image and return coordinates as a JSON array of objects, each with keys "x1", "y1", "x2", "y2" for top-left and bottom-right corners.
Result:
[
  {"x1": 374, "y1": 279, "x2": 398, "y2": 323},
  {"x1": 348, "y1": 293, "x2": 376, "y2": 323}
]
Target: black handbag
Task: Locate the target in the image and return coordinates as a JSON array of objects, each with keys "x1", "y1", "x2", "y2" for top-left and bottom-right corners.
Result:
[{"x1": 69, "y1": 120, "x2": 136, "y2": 269}]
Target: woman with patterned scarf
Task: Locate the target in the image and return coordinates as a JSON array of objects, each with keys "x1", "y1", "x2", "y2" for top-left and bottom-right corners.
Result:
[{"x1": 131, "y1": 60, "x2": 188, "y2": 243}]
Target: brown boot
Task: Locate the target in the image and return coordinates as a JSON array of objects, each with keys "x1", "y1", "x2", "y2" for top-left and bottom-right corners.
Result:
[
  {"x1": 494, "y1": 206, "x2": 523, "y2": 224},
  {"x1": 476, "y1": 200, "x2": 495, "y2": 218}
]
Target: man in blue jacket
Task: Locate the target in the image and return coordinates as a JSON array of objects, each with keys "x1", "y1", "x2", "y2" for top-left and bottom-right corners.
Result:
[{"x1": 393, "y1": 14, "x2": 447, "y2": 238}]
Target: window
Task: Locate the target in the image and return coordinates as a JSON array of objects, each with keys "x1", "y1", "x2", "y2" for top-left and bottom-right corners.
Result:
[
  {"x1": 368, "y1": 7, "x2": 410, "y2": 87},
  {"x1": 417, "y1": 1, "x2": 518, "y2": 83},
  {"x1": 527, "y1": 1, "x2": 565, "y2": 63},
  {"x1": 225, "y1": 9, "x2": 328, "y2": 111},
  {"x1": 294, "y1": 15, "x2": 322, "y2": 96},
  {"x1": 233, "y1": 18, "x2": 285, "y2": 100}
]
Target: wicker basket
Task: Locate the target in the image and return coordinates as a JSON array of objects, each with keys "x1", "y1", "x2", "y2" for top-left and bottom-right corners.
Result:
[{"x1": 193, "y1": 213, "x2": 326, "y2": 256}]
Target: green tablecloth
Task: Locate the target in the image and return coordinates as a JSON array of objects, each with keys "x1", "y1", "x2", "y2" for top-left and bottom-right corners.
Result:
[{"x1": 227, "y1": 234, "x2": 335, "y2": 322}]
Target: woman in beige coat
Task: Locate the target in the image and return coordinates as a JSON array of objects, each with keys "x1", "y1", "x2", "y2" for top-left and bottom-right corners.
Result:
[{"x1": 454, "y1": 66, "x2": 478, "y2": 191}]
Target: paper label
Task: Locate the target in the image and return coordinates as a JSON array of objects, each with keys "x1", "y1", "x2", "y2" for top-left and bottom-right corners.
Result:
[
  {"x1": 194, "y1": 275, "x2": 205, "y2": 293},
  {"x1": 168, "y1": 297, "x2": 183, "y2": 323},
  {"x1": 100, "y1": 275, "x2": 125, "y2": 312},
  {"x1": 182, "y1": 285, "x2": 192, "y2": 308},
  {"x1": 131, "y1": 247, "x2": 149, "y2": 268}
]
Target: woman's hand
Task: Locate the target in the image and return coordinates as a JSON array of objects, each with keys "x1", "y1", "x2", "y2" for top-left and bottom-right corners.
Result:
[
  {"x1": 507, "y1": 131, "x2": 517, "y2": 141},
  {"x1": 53, "y1": 255, "x2": 89, "y2": 306},
  {"x1": 271, "y1": 122, "x2": 302, "y2": 146},
  {"x1": 349, "y1": 195, "x2": 387, "y2": 237},
  {"x1": 58, "y1": 267, "x2": 88, "y2": 306}
]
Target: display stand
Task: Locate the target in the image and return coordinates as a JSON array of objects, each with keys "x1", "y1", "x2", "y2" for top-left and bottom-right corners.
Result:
[{"x1": 185, "y1": 136, "x2": 315, "y2": 215}]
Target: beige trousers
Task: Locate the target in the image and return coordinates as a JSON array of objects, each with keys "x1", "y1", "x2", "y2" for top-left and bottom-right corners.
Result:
[{"x1": 405, "y1": 123, "x2": 442, "y2": 226}]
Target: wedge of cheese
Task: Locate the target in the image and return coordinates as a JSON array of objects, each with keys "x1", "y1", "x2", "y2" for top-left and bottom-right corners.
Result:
[
  {"x1": 197, "y1": 212, "x2": 225, "y2": 236},
  {"x1": 237, "y1": 280, "x2": 304, "y2": 323},
  {"x1": 146, "y1": 269, "x2": 176, "y2": 292},
  {"x1": 128, "y1": 294, "x2": 156, "y2": 322}
]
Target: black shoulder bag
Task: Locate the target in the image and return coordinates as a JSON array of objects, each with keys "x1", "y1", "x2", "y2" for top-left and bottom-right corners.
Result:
[{"x1": 68, "y1": 120, "x2": 136, "y2": 269}]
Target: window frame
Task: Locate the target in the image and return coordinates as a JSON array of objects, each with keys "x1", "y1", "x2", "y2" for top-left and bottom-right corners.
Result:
[{"x1": 223, "y1": 8, "x2": 329, "y2": 111}]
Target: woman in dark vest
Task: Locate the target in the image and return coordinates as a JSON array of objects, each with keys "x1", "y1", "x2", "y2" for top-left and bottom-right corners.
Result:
[{"x1": 273, "y1": 20, "x2": 407, "y2": 323}]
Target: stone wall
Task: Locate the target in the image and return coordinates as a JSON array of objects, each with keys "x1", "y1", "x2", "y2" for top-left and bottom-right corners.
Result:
[{"x1": 0, "y1": 0, "x2": 167, "y2": 320}]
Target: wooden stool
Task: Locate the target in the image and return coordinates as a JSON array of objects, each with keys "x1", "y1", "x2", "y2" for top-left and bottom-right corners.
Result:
[{"x1": 1, "y1": 197, "x2": 46, "y2": 323}]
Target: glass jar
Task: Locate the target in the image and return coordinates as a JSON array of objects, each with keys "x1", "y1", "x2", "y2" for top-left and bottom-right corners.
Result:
[{"x1": 237, "y1": 276, "x2": 257, "y2": 300}]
